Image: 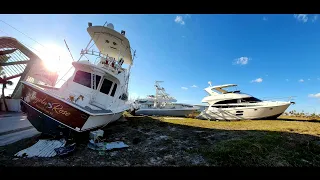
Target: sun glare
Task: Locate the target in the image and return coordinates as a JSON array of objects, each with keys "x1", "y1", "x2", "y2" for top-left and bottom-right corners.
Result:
[{"x1": 33, "y1": 43, "x2": 73, "y2": 75}]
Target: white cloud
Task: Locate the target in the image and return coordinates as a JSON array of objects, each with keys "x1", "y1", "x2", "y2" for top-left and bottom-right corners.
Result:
[
  {"x1": 299, "y1": 79, "x2": 304, "y2": 82},
  {"x1": 263, "y1": 16, "x2": 268, "y2": 21},
  {"x1": 294, "y1": 14, "x2": 308, "y2": 23},
  {"x1": 294, "y1": 14, "x2": 318, "y2": 23},
  {"x1": 191, "y1": 85, "x2": 197, "y2": 88},
  {"x1": 251, "y1": 78, "x2": 263, "y2": 83},
  {"x1": 181, "y1": 87, "x2": 188, "y2": 90},
  {"x1": 233, "y1": 56, "x2": 250, "y2": 65},
  {"x1": 308, "y1": 93, "x2": 320, "y2": 98},
  {"x1": 174, "y1": 16, "x2": 185, "y2": 25},
  {"x1": 312, "y1": 15, "x2": 318, "y2": 22}
]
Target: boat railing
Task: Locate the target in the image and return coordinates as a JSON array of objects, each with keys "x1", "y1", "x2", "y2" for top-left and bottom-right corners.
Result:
[
  {"x1": 260, "y1": 96, "x2": 296, "y2": 102},
  {"x1": 80, "y1": 49, "x2": 125, "y2": 74}
]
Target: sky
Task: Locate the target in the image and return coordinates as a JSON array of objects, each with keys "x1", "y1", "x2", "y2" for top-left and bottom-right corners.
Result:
[{"x1": 0, "y1": 14, "x2": 319, "y2": 113}]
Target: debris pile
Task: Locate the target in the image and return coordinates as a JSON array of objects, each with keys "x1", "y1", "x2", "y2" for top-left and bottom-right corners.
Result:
[
  {"x1": 87, "y1": 129, "x2": 129, "y2": 151},
  {"x1": 15, "y1": 139, "x2": 66, "y2": 158}
]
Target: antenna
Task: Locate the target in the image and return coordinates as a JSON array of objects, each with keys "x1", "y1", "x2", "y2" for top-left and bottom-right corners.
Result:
[
  {"x1": 64, "y1": 39, "x2": 75, "y2": 61},
  {"x1": 208, "y1": 81, "x2": 212, "y2": 87}
]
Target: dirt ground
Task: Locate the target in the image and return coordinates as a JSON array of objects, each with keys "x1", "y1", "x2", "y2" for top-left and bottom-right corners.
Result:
[{"x1": 1, "y1": 115, "x2": 320, "y2": 167}]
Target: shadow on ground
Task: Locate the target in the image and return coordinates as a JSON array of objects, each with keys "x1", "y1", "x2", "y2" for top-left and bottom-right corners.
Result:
[{"x1": 1, "y1": 115, "x2": 320, "y2": 167}]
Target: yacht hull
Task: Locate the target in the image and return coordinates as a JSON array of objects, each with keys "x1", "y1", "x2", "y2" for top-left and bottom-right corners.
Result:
[
  {"x1": 196, "y1": 103, "x2": 291, "y2": 120},
  {"x1": 135, "y1": 108, "x2": 198, "y2": 117},
  {"x1": 20, "y1": 83, "x2": 123, "y2": 136}
]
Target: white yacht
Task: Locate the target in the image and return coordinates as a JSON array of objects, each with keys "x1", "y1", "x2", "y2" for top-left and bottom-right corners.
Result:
[
  {"x1": 197, "y1": 82, "x2": 295, "y2": 120},
  {"x1": 131, "y1": 81, "x2": 199, "y2": 117},
  {"x1": 20, "y1": 22, "x2": 136, "y2": 136}
]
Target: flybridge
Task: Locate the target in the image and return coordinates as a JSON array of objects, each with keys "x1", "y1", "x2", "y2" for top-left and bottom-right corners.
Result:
[
  {"x1": 87, "y1": 22, "x2": 134, "y2": 66},
  {"x1": 205, "y1": 84, "x2": 239, "y2": 95}
]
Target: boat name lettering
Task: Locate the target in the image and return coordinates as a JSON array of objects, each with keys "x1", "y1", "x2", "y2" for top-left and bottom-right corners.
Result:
[{"x1": 33, "y1": 96, "x2": 71, "y2": 116}]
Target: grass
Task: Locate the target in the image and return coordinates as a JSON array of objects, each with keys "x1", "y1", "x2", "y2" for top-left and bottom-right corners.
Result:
[
  {"x1": 2, "y1": 113, "x2": 320, "y2": 166},
  {"x1": 157, "y1": 115, "x2": 320, "y2": 166},
  {"x1": 188, "y1": 133, "x2": 320, "y2": 166},
  {"x1": 159, "y1": 116, "x2": 320, "y2": 136}
]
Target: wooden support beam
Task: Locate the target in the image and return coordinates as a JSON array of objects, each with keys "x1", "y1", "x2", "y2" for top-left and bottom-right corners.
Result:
[
  {"x1": 0, "y1": 60, "x2": 29, "y2": 66},
  {"x1": 0, "y1": 49, "x2": 17, "y2": 55},
  {"x1": 0, "y1": 73, "x2": 23, "y2": 83}
]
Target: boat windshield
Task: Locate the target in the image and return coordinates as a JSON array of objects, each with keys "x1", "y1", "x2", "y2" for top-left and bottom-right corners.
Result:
[{"x1": 213, "y1": 86, "x2": 241, "y2": 94}]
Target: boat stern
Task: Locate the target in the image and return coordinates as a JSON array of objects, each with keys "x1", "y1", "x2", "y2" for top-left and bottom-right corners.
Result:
[{"x1": 20, "y1": 82, "x2": 90, "y2": 136}]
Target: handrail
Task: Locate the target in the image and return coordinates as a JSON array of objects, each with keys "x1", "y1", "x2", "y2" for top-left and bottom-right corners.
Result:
[
  {"x1": 261, "y1": 96, "x2": 296, "y2": 102},
  {"x1": 80, "y1": 49, "x2": 125, "y2": 74}
]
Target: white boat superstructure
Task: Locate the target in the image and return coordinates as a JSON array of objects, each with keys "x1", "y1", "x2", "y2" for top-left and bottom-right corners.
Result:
[
  {"x1": 132, "y1": 81, "x2": 199, "y2": 117},
  {"x1": 20, "y1": 22, "x2": 136, "y2": 136},
  {"x1": 197, "y1": 82, "x2": 295, "y2": 120}
]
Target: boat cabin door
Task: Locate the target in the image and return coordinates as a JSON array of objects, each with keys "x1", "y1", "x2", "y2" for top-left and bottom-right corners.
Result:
[{"x1": 90, "y1": 75, "x2": 118, "y2": 110}]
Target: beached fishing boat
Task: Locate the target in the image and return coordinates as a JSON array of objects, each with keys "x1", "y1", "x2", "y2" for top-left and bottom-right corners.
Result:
[
  {"x1": 131, "y1": 81, "x2": 199, "y2": 117},
  {"x1": 20, "y1": 22, "x2": 136, "y2": 136}
]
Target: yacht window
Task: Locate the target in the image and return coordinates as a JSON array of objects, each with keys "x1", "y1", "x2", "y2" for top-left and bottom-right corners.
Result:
[
  {"x1": 214, "y1": 99, "x2": 239, "y2": 104},
  {"x1": 100, "y1": 79, "x2": 114, "y2": 95},
  {"x1": 110, "y1": 83, "x2": 117, "y2": 97},
  {"x1": 241, "y1": 97, "x2": 262, "y2": 103},
  {"x1": 73, "y1": 70, "x2": 101, "y2": 89}
]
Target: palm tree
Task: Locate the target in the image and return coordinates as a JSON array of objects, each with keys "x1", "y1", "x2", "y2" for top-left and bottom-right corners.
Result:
[{"x1": 0, "y1": 71, "x2": 13, "y2": 112}]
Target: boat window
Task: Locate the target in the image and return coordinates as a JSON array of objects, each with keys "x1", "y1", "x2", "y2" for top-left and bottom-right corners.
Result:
[
  {"x1": 73, "y1": 70, "x2": 101, "y2": 89},
  {"x1": 100, "y1": 78, "x2": 114, "y2": 95},
  {"x1": 110, "y1": 83, "x2": 117, "y2": 97},
  {"x1": 95, "y1": 76, "x2": 101, "y2": 89},
  {"x1": 241, "y1": 97, "x2": 262, "y2": 103},
  {"x1": 211, "y1": 105, "x2": 247, "y2": 108},
  {"x1": 214, "y1": 99, "x2": 239, "y2": 104}
]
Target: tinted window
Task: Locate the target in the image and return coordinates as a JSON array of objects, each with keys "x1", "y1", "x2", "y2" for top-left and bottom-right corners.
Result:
[
  {"x1": 94, "y1": 76, "x2": 101, "y2": 89},
  {"x1": 241, "y1": 97, "x2": 261, "y2": 102},
  {"x1": 73, "y1": 71, "x2": 101, "y2": 89},
  {"x1": 215, "y1": 99, "x2": 238, "y2": 104},
  {"x1": 73, "y1": 71, "x2": 91, "y2": 88},
  {"x1": 110, "y1": 83, "x2": 117, "y2": 97},
  {"x1": 100, "y1": 79, "x2": 113, "y2": 95}
]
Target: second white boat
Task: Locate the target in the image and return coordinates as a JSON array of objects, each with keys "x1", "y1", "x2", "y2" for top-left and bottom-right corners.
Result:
[
  {"x1": 131, "y1": 81, "x2": 199, "y2": 117},
  {"x1": 197, "y1": 82, "x2": 295, "y2": 120}
]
